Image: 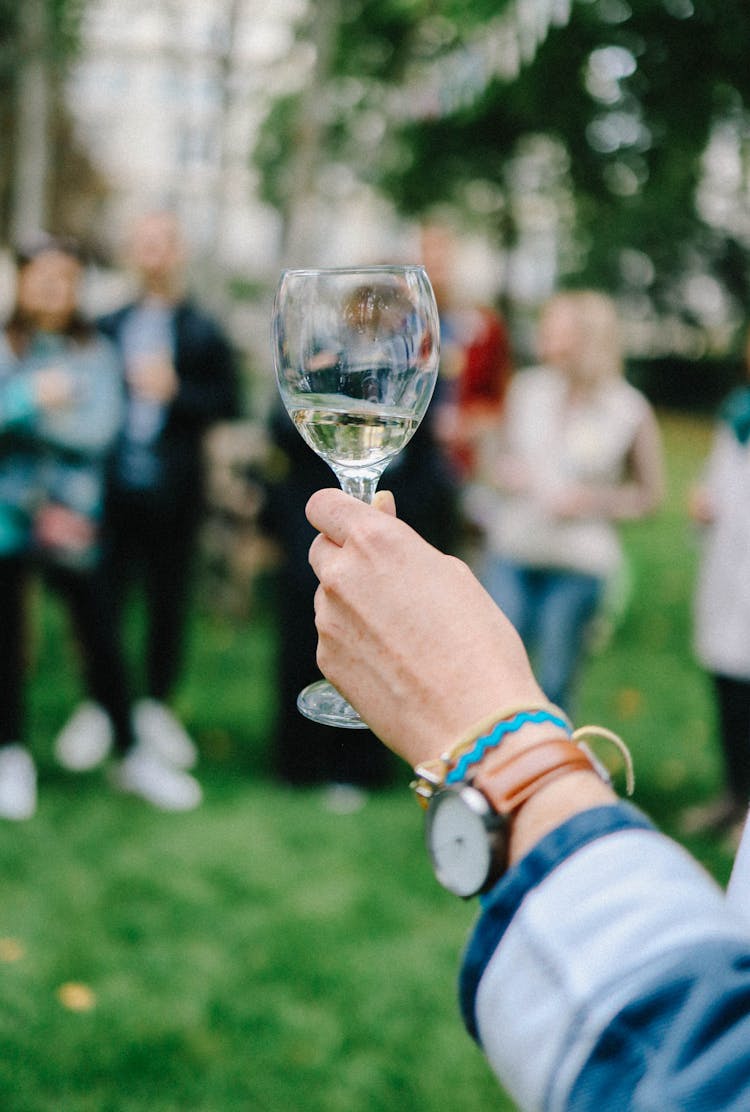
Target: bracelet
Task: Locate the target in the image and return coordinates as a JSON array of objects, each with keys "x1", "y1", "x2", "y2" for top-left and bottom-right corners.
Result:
[
  {"x1": 410, "y1": 710, "x2": 635, "y2": 807},
  {"x1": 410, "y1": 702, "x2": 572, "y2": 805},
  {"x1": 445, "y1": 709, "x2": 572, "y2": 784},
  {"x1": 572, "y1": 724, "x2": 635, "y2": 796}
]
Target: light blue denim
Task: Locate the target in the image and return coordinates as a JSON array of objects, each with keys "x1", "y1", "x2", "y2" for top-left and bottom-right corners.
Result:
[{"x1": 482, "y1": 557, "x2": 603, "y2": 713}]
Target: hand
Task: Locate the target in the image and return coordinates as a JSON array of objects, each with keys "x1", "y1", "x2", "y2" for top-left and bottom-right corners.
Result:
[
  {"x1": 33, "y1": 367, "x2": 76, "y2": 411},
  {"x1": 128, "y1": 354, "x2": 179, "y2": 403},
  {"x1": 543, "y1": 483, "x2": 599, "y2": 519},
  {"x1": 306, "y1": 488, "x2": 544, "y2": 768},
  {"x1": 688, "y1": 484, "x2": 715, "y2": 526},
  {"x1": 491, "y1": 454, "x2": 532, "y2": 495}
]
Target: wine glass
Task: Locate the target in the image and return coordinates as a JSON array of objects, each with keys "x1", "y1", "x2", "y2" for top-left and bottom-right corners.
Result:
[{"x1": 271, "y1": 264, "x2": 440, "y2": 728}]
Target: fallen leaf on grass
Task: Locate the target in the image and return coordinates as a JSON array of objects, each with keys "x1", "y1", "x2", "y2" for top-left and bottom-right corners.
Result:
[
  {"x1": 0, "y1": 938, "x2": 24, "y2": 962},
  {"x1": 616, "y1": 687, "x2": 643, "y2": 718},
  {"x1": 57, "y1": 982, "x2": 96, "y2": 1012}
]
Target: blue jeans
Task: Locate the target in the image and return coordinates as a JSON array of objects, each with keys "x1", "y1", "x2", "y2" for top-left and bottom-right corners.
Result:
[{"x1": 482, "y1": 558, "x2": 603, "y2": 713}]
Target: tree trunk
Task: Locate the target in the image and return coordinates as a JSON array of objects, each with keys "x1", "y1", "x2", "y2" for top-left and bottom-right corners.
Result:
[
  {"x1": 10, "y1": 0, "x2": 51, "y2": 243},
  {"x1": 281, "y1": 0, "x2": 340, "y2": 265}
]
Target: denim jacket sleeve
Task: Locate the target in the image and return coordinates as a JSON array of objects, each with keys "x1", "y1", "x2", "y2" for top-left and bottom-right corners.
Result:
[{"x1": 459, "y1": 803, "x2": 750, "y2": 1111}]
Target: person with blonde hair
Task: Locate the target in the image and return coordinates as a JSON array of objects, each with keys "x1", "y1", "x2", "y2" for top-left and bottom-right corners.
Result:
[{"x1": 474, "y1": 289, "x2": 664, "y2": 711}]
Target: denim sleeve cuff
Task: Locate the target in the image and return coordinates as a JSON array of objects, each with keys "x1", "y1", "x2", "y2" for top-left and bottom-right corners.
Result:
[{"x1": 459, "y1": 802, "x2": 653, "y2": 1041}]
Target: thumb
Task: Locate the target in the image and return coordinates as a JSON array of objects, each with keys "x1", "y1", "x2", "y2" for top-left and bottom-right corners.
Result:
[{"x1": 373, "y1": 489, "x2": 396, "y2": 516}]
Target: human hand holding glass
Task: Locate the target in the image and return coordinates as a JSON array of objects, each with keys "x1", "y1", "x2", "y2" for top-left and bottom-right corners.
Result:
[{"x1": 271, "y1": 264, "x2": 440, "y2": 728}]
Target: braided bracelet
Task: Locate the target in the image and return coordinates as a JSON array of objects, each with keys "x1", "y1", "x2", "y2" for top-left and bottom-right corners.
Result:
[
  {"x1": 410, "y1": 702, "x2": 572, "y2": 804},
  {"x1": 446, "y1": 708, "x2": 572, "y2": 783}
]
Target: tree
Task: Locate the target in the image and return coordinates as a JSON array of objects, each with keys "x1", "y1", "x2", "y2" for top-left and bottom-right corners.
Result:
[
  {"x1": 0, "y1": 0, "x2": 90, "y2": 243},
  {"x1": 256, "y1": 0, "x2": 750, "y2": 335}
]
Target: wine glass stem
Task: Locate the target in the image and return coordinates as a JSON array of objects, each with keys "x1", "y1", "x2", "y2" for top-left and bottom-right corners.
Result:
[{"x1": 337, "y1": 472, "x2": 379, "y2": 504}]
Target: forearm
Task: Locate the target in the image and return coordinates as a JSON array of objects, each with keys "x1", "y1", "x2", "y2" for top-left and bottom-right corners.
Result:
[
  {"x1": 570, "y1": 477, "x2": 662, "y2": 521},
  {"x1": 508, "y1": 763, "x2": 615, "y2": 865},
  {"x1": 304, "y1": 488, "x2": 750, "y2": 1106},
  {"x1": 464, "y1": 806, "x2": 750, "y2": 1109}
]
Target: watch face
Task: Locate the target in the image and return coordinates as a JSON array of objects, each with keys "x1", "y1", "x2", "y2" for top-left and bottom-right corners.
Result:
[{"x1": 426, "y1": 786, "x2": 504, "y2": 898}]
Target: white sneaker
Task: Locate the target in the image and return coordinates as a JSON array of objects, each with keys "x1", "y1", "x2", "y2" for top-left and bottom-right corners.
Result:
[
  {"x1": 322, "y1": 783, "x2": 368, "y2": 814},
  {"x1": 132, "y1": 699, "x2": 197, "y2": 770},
  {"x1": 114, "y1": 746, "x2": 202, "y2": 812},
  {"x1": 54, "y1": 702, "x2": 114, "y2": 771},
  {"x1": 0, "y1": 745, "x2": 37, "y2": 821}
]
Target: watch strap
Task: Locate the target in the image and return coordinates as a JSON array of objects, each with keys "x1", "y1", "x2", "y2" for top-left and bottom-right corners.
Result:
[{"x1": 471, "y1": 737, "x2": 598, "y2": 816}]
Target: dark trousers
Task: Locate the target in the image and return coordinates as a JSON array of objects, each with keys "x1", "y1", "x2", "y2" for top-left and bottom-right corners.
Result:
[
  {"x1": 102, "y1": 486, "x2": 199, "y2": 702},
  {"x1": 273, "y1": 566, "x2": 393, "y2": 788},
  {"x1": 713, "y1": 673, "x2": 750, "y2": 805},
  {"x1": 0, "y1": 555, "x2": 134, "y2": 752}
]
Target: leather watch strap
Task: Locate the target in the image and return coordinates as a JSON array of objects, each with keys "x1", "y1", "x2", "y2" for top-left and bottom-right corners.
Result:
[{"x1": 472, "y1": 737, "x2": 597, "y2": 816}]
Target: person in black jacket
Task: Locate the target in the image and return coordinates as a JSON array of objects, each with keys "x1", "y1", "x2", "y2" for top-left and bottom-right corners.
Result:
[{"x1": 54, "y1": 211, "x2": 240, "y2": 811}]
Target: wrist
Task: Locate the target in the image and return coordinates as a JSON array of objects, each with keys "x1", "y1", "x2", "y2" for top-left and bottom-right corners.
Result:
[
  {"x1": 418, "y1": 708, "x2": 631, "y2": 899},
  {"x1": 505, "y1": 767, "x2": 617, "y2": 866},
  {"x1": 470, "y1": 723, "x2": 618, "y2": 863},
  {"x1": 412, "y1": 702, "x2": 572, "y2": 806}
]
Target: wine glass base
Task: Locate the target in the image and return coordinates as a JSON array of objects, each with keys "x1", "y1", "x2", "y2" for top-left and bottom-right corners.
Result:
[{"x1": 297, "y1": 680, "x2": 369, "y2": 729}]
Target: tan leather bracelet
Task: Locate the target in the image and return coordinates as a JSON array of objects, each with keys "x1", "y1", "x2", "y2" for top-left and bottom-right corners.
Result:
[{"x1": 471, "y1": 736, "x2": 604, "y2": 816}]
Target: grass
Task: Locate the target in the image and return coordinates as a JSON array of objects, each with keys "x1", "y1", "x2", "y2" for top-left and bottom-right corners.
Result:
[{"x1": 0, "y1": 411, "x2": 735, "y2": 1111}]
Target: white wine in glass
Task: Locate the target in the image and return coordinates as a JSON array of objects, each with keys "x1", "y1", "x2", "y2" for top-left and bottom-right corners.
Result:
[{"x1": 271, "y1": 264, "x2": 440, "y2": 728}]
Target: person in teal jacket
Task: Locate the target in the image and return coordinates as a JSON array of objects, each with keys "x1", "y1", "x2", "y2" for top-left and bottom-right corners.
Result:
[{"x1": 0, "y1": 234, "x2": 181, "y2": 819}]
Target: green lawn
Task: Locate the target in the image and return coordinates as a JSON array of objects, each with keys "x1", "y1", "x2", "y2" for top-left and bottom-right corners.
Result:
[{"x1": 0, "y1": 411, "x2": 735, "y2": 1111}]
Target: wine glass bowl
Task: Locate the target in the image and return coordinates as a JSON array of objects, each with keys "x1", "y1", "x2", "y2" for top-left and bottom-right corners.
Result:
[{"x1": 271, "y1": 264, "x2": 440, "y2": 728}]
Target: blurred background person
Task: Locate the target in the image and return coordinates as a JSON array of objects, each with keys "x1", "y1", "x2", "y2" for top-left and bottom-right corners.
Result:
[
  {"x1": 54, "y1": 210, "x2": 240, "y2": 797},
  {"x1": 419, "y1": 221, "x2": 512, "y2": 572},
  {"x1": 474, "y1": 289, "x2": 664, "y2": 714},
  {"x1": 419, "y1": 221, "x2": 512, "y2": 486},
  {"x1": 0, "y1": 234, "x2": 125, "y2": 818},
  {"x1": 682, "y1": 325, "x2": 750, "y2": 837}
]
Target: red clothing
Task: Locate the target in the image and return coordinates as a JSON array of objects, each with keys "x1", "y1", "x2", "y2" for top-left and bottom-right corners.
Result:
[{"x1": 450, "y1": 306, "x2": 512, "y2": 478}]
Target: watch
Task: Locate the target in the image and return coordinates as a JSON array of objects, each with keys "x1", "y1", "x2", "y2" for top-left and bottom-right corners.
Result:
[{"x1": 425, "y1": 737, "x2": 599, "y2": 898}]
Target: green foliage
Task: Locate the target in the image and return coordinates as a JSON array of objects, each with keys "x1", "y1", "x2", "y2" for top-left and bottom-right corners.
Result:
[
  {"x1": 254, "y1": 0, "x2": 518, "y2": 221},
  {"x1": 330, "y1": 0, "x2": 516, "y2": 79},
  {"x1": 333, "y1": 0, "x2": 423, "y2": 80},
  {"x1": 0, "y1": 0, "x2": 86, "y2": 71},
  {"x1": 48, "y1": 0, "x2": 88, "y2": 61},
  {"x1": 254, "y1": 94, "x2": 301, "y2": 214},
  {"x1": 377, "y1": 0, "x2": 750, "y2": 309},
  {"x1": 256, "y1": 0, "x2": 750, "y2": 319}
]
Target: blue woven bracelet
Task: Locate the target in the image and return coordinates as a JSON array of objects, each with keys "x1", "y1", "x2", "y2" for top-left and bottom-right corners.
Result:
[{"x1": 445, "y1": 709, "x2": 572, "y2": 784}]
